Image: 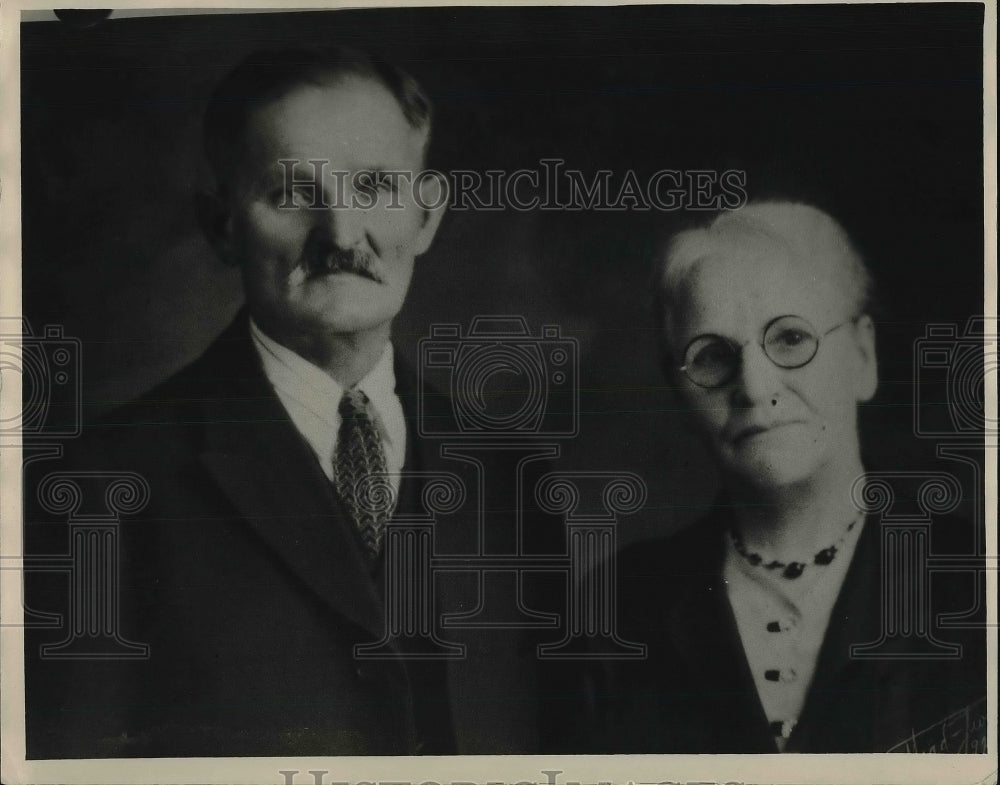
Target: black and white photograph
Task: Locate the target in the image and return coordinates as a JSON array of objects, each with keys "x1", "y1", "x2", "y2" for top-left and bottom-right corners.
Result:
[{"x1": 1, "y1": 3, "x2": 995, "y2": 784}]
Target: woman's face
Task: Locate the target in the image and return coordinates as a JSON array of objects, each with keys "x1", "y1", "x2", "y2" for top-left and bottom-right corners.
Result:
[{"x1": 665, "y1": 236, "x2": 878, "y2": 491}]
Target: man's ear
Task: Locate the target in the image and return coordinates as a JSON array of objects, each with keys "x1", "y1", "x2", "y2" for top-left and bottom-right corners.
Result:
[
  {"x1": 410, "y1": 171, "x2": 449, "y2": 256},
  {"x1": 852, "y1": 314, "x2": 878, "y2": 402},
  {"x1": 195, "y1": 190, "x2": 238, "y2": 266}
]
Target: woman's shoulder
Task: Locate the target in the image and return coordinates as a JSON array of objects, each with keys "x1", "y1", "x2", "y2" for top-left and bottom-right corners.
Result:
[{"x1": 618, "y1": 507, "x2": 730, "y2": 574}]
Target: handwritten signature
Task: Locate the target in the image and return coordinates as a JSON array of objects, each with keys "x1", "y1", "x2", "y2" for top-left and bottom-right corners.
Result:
[{"x1": 887, "y1": 697, "x2": 987, "y2": 753}]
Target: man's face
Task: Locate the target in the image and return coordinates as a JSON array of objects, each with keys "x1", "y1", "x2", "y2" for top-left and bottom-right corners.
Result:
[
  {"x1": 212, "y1": 76, "x2": 442, "y2": 343},
  {"x1": 664, "y1": 235, "x2": 877, "y2": 490}
]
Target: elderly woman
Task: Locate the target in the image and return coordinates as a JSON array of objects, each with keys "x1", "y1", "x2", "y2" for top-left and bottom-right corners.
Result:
[{"x1": 576, "y1": 201, "x2": 985, "y2": 753}]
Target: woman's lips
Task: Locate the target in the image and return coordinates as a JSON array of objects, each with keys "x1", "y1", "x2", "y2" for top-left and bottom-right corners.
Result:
[{"x1": 730, "y1": 420, "x2": 803, "y2": 445}]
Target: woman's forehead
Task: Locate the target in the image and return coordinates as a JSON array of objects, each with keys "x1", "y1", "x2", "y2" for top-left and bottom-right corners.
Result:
[{"x1": 671, "y1": 236, "x2": 853, "y2": 332}]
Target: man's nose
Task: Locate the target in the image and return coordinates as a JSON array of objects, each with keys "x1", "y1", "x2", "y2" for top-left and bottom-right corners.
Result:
[
  {"x1": 314, "y1": 203, "x2": 366, "y2": 249},
  {"x1": 730, "y1": 344, "x2": 783, "y2": 408}
]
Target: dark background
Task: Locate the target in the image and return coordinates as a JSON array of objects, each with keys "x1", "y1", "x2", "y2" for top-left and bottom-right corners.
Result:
[{"x1": 20, "y1": 5, "x2": 986, "y2": 544}]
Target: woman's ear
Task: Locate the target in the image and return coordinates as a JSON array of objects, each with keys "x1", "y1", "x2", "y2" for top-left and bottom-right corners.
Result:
[
  {"x1": 195, "y1": 190, "x2": 238, "y2": 266},
  {"x1": 852, "y1": 314, "x2": 878, "y2": 402}
]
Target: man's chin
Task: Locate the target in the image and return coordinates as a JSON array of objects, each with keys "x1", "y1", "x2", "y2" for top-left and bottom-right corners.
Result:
[
  {"x1": 312, "y1": 296, "x2": 404, "y2": 335},
  {"x1": 307, "y1": 310, "x2": 395, "y2": 338},
  {"x1": 299, "y1": 278, "x2": 391, "y2": 311}
]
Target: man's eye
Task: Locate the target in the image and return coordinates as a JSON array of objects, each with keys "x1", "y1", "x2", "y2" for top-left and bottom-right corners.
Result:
[
  {"x1": 357, "y1": 173, "x2": 395, "y2": 194},
  {"x1": 271, "y1": 187, "x2": 312, "y2": 208}
]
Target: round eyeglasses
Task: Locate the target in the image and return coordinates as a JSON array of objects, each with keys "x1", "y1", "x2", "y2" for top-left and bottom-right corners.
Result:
[{"x1": 678, "y1": 314, "x2": 853, "y2": 388}]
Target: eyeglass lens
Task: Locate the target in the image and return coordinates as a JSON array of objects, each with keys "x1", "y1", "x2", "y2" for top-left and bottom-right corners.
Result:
[{"x1": 683, "y1": 315, "x2": 821, "y2": 387}]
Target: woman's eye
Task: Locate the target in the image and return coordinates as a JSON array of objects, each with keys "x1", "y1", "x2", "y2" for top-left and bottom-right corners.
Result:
[
  {"x1": 774, "y1": 329, "x2": 806, "y2": 346},
  {"x1": 693, "y1": 342, "x2": 731, "y2": 367}
]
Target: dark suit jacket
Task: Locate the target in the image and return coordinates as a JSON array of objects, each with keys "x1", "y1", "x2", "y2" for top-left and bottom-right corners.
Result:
[
  {"x1": 546, "y1": 505, "x2": 987, "y2": 753},
  {"x1": 25, "y1": 312, "x2": 557, "y2": 758}
]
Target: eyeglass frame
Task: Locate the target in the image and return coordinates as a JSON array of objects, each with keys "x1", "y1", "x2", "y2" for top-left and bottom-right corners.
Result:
[{"x1": 676, "y1": 313, "x2": 859, "y2": 389}]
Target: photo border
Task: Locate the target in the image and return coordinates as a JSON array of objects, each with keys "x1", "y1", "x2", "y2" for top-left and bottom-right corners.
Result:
[{"x1": 1, "y1": 2, "x2": 996, "y2": 784}]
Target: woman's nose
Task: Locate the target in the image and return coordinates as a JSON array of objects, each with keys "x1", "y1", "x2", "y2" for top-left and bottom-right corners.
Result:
[{"x1": 730, "y1": 343, "x2": 783, "y2": 408}]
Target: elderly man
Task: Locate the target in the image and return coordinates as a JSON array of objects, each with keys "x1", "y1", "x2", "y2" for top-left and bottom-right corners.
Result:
[
  {"x1": 25, "y1": 47, "x2": 549, "y2": 758},
  {"x1": 574, "y1": 201, "x2": 986, "y2": 753}
]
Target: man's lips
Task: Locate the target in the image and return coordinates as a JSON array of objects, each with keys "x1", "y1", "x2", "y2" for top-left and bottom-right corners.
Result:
[{"x1": 302, "y1": 254, "x2": 383, "y2": 283}]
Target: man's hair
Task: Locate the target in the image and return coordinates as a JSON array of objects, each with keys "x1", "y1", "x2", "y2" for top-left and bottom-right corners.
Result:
[
  {"x1": 653, "y1": 200, "x2": 877, "y2": 359},
  {"x1": 203, "y1": 46, "x2": 433, "y2": 191}
]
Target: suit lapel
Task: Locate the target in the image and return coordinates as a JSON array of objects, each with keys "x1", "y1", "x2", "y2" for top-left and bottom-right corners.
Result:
[
  {"x1": 194, "y1": 314, "x2": 388, "y2": 642},
  {"x1": 393, "y1": 359, "x2": 514, "y2": 751}
]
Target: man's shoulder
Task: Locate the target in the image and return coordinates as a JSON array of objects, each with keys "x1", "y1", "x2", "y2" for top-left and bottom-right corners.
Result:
[{"x1": 73, "y1": 316, "x2": 261, "y2": 459}]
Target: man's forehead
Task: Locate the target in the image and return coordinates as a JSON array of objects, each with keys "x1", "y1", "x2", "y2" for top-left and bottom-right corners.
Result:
[{"x1": 241, "y1": 76, "x2": 426, "y2": 168}]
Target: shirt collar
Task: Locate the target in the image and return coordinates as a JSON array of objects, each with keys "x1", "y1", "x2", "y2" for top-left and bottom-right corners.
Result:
[
  {"x1": 248, "y1": 317, "x2": 399, "y2": 446},
  {"x1": 356, "y1": 341, "x2": 401, "y2": 447}
]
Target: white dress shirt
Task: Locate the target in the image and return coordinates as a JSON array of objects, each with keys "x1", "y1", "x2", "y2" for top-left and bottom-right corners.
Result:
[
  {"x1": 248, "y1": 318, "x2": 407, "y2": 492},
  {"x1": 723, "y1": 514, "x2": 866, "y2": 751}
]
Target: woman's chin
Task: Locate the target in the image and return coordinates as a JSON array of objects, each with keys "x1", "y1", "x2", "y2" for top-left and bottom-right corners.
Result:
[{"x1": 723, "y1": 450, "x2": 823, "y2": 491}]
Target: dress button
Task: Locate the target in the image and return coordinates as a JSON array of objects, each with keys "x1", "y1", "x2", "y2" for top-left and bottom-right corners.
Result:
[
  {"x1": 764, "y1": 668, "x2": 797, "y2": 683},
  {"x1": 769, "y1": 719, "x2": 798, "y2": 739}
]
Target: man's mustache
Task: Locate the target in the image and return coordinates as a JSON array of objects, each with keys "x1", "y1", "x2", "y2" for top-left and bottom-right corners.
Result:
[{"x1": 302, "y1": 247, "x2": 385, "y2": 283}]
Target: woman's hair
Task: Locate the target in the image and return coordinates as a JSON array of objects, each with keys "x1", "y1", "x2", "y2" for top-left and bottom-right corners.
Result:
[{"x1": 652, "y1": 200, "x2": 877, "y2": 358}]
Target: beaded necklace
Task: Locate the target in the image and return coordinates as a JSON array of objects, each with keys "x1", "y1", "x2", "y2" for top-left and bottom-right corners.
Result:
[{"x1": 729, "y1": 513, "x2": 863, "y2": 579}]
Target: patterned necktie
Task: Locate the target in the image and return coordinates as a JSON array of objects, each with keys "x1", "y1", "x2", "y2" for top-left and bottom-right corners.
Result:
[{"x1": 333, "y1": 388, "x2": 393, "y2": 560}]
